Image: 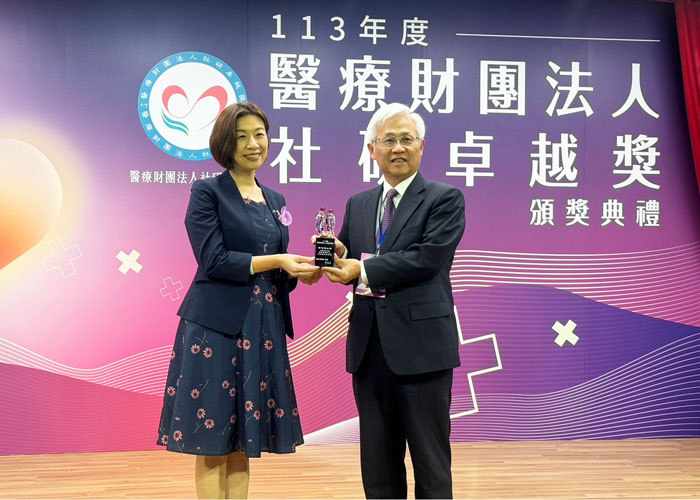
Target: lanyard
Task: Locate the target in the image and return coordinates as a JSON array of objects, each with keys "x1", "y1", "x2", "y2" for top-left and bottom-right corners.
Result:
[
  {"x1": 375, "y1": 191, "x2": 395, "y2": 254},
  {"x1": 376, "y1": 225, "x2": 389, "y2": 255}
]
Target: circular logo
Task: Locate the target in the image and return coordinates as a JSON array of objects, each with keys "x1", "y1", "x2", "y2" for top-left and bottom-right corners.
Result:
[{"x1": 138, "y1": 51, "x2": 247, "y2": 161}]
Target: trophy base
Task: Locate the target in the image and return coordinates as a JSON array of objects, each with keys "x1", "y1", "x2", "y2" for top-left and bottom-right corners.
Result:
[{"x1": 315, "y1": 236, "x2": 335, "y2": 267}]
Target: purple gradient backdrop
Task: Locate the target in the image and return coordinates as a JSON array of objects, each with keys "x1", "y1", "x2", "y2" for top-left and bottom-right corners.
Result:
[{"x1": 0, "y1": 0, "x2": 699, "y2": 453}]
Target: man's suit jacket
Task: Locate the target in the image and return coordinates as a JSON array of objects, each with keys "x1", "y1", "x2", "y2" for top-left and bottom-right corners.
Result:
[
  {"x1": 337, "y1": 172, "x2": 466, "y2": 375},
  {"x1": 177, "y1": 171, "x2": 297, "y2": 338}
]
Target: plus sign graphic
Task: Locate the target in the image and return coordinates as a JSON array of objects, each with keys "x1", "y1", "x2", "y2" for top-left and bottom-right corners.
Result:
[
  {"x1": 41, "y1": 239, "x2": 82, "y2": 278},
  {"x1": 450, "y1": 306, "x2": 503, "y2": 419},
  {"x1": 116, "y1": 249, "x2": 143, "y2": 274},
  {"x1": 160, "y1": 277, "x2": 183, "y2": 301},
  {"x1": 552, "y1": 319, "x2": 579, "y2": 346}
]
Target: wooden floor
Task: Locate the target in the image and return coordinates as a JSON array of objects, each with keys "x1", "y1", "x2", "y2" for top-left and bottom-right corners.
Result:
[{"x1": 0, "y1": 439, "x2": 699, "y2": 499}]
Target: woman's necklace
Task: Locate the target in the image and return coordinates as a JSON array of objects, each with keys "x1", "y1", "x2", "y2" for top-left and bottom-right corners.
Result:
[
  {"x1": 240, "y1": 185, "x2": 255, "y2": 200},
  {"x1": 230, "y1": 170, "x2": 257, "y2": 200},
  {"x1": 235, "y1": 179, "x2": 257, "y2": 200}
]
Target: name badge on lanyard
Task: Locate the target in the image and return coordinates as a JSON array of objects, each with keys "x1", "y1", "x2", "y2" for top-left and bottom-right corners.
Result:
[{"x1": 375, "y1": 225, "x2": 389, "y2": 256}]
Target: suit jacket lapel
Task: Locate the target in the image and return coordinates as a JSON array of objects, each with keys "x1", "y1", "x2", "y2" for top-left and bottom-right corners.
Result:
[
  {"x1": 380, "y1": 173, "x2": 425, "y2": 253},
  {"x1": 362, "y1": 185, "x2": 383, "y2": 253},
  {"x1": 220, "y1": 171, "x2": 256, "y2": 252},
  {"x1": 260, "y1": 183, "x2": 289, "y2": 251}
]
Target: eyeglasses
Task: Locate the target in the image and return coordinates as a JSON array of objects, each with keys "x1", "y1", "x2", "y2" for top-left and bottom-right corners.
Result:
[{"x1": 373, "y1": 135, "x2": 421, "y2": 148}]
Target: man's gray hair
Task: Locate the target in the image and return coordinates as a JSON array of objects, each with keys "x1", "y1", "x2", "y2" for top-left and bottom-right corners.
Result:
[{"x1": 365, "y1": 103, "x2": 426, "y2": 144}]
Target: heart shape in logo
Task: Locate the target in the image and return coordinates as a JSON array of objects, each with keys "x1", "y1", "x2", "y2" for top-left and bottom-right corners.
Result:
[
  {"x1": 0, "y1": 139, "x2": 62, "y2": 270},
  {"x1": 161, "y1": 85, "x2": 228, "y2": 135}
]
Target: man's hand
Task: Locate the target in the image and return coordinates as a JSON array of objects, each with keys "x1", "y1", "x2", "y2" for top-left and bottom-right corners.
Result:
[
  {"x1": 298, "y1": 266, "x2": 323, "y2": 286},
  {"x1": 322, "y1": 255, "x2": 361, "y2": 284},
  {"x1": 311, "y1": 233, "x2": 347, "y2": 258}
]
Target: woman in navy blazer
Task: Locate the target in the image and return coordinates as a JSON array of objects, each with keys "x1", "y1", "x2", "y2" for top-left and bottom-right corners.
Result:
[{"x1": 157, "y1": 103, "x2": 320, "y2": 499}]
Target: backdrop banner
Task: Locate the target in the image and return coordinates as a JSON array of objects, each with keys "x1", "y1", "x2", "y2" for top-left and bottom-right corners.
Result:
[{"x1": 0, "y1": 0, "x2": 699, "y2": 454}]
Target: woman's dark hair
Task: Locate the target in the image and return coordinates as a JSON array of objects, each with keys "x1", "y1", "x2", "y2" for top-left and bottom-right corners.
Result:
[{"x1": 209, "y1": 102, "x2": 270, "y2": 170}]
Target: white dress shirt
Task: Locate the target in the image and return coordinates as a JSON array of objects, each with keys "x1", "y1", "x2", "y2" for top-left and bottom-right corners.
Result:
[{"x1": 359, "y1": 172, "x2": 418, "y2": 286}]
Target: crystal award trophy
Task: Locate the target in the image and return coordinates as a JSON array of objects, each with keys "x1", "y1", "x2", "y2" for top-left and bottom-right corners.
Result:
[{"x1": 314, "y1": 207, "x2": 335, "y2": 267}]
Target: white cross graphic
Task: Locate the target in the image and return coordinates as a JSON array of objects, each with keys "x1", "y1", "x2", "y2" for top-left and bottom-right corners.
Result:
[
  {"x1": 450, "y1": 305, "x2": 503, "y2": 419},
  {"x1": 552, "y1": 319, "x2": 579, "y2": 346},
  {"x1": 42, "y1": 239, "x2": 82, "y2": 278},
  {"x1": 117, "y1": 249, "x2": 143, "y2": 274},
  {"x1": 160, "y1": 277, "x2": 183, "y2": 301}
]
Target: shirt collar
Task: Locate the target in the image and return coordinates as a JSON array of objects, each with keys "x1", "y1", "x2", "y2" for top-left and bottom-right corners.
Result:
[{"x1": 381, "y1": 172, "x2": 418, "y2": 205}]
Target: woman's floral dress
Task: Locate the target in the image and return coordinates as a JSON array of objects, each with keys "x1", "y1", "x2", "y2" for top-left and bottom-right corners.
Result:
[{"x1": 157, "y1": 200, "x2": 303, "y2": 457}]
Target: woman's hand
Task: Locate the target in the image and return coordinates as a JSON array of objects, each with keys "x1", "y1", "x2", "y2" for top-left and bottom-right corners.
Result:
[
  {"x1": 298, "y1": 267, "x2": 323, "y2": 286},
  {"x1": 252, "y1": 254, "x2": 319, "y2": 282},
  {"x1": 277, "y1": 254, "x2": 319, "y2": 279}
]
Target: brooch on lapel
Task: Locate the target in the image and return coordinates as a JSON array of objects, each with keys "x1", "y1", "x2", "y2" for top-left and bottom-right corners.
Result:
[{"x1": 273, "y1": 206, "x2": 293, "y2": 226}]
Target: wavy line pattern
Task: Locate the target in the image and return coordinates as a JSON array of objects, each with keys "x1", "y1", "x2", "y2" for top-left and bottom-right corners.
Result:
[
  {"x1": 288, "y1": 295, "x2": 351, "y2": 367},
  {"x1": 450, "y1": 242, "x2": 700, "y2": 325},
  {"x1": 450, "y1": 332, "x2": 700, "y2": 440},
  {"x1": 305, "y1": 333, "x2": 700, "y2": 444},
  {"x1": 161, "y1": 110, "x2": 189, "y2": 135},
  {"x1": 0, "y1": 338, "x2": 171, "y2": 395},
  {"x1": 0, "y1": 299, "x2": 352, "y2": 396},
  {"x1": 3, "y1": 239, "x2": 698, "y2": 397}
]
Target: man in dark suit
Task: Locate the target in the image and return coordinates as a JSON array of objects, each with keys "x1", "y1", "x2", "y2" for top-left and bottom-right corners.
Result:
[{"x1": 322, "y1": 103, "x2": 466, "y2": 499}]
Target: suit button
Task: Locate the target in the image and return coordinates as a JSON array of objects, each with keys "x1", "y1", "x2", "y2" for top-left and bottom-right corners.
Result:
[{"x1": 367, "y1": 305, "x2": 373, "y2": 311}]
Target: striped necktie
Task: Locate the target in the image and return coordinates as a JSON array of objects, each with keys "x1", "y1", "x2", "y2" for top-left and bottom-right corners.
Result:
[{"x1": 376, "y1": 188, "x2": 398, "y2": 246}]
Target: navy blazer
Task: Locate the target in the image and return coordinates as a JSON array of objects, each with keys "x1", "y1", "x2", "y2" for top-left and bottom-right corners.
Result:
[
  {"x1": 337, "y1": 172, "x2": 466, "y2": 375},
  {"x1": 177, "y1": 171, "x2": 297, "y2": 338}
]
